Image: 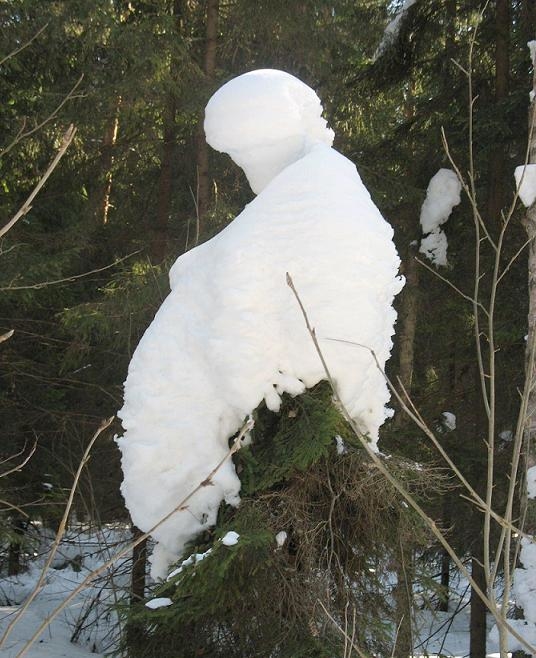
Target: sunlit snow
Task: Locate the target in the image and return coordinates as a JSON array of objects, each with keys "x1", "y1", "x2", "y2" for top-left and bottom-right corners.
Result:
[
  {"x1": 515, "y1": 164, "x2": 536, "y2": 207},
  {"x1": 117, "y1": 69, "x2": 403, "y2": 579},
  {"x1": 419, "y1": 168, "x2": 461, "y2": 267}
]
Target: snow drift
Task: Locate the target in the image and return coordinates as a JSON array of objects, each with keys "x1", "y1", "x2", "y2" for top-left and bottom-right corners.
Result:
[{"x1": 117, "y1": 69, "x2": 403, "y2": 579}]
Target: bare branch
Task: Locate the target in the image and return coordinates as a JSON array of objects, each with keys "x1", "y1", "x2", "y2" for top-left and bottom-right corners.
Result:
[
  {"x1": 0, "y1": 417, "x2": 113, "y2": 652},
  {"x1": 0, "y1": 125, "x2": 77, "y2": 240},
  {"x1": 0, "y1": 440, "x2": 37, "y2": 479},
  {"x1": 0, "y1": 24, "x2": 48, "y2": 68},
  {"x1": 7, "y1": 417, "x2": 252, "y2": 657},
  {"x1": 286, "y1": 273, "x2": 536, "y2": 655},
  {"x1": 415, "y1": 256, "x2": 489, "y2": 317},
  {"x1": 0, "y1": 251, "x2": 142, "y2": 292},
  {"x1": 0, "y1": 76, "x2": 83, "y2": 158},
  {"x1": 0, "y1": 329, "x2": 14, "y2": 344}
]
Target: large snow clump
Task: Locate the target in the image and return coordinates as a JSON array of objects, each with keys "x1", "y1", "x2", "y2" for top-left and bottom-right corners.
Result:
[{"x1": 117, "y1": 69, "x2": 404, "y2": 579}]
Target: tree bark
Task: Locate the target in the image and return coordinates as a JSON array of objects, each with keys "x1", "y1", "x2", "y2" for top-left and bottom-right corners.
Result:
[
  {"x1": 513, "y1": 43, "x2": 536, "y2": 658},
  {"x1": 194, "y1": 0, "x2": 219, "y2": 243},
  {"x1": 397, "y1": 243, "x2": 419, "y2": 396},
  {"x1": 126, "y1": 525, "x2": 147, "y2": 655},
  {"x1": 7, "y1": 517, "x2": 27, "y2": 576},
  {"x1": 150, "y1": 0, "x2": 183, "y2": 262},
  {"x1": 94, "y1": 96, "x2": 121, "y2": 225},
  {"x1": 470, "y1": 551, "x2": 487, "y2": 658},
  {"x1": 486, "y1": 0, "x2": 510, "y2": 224}
]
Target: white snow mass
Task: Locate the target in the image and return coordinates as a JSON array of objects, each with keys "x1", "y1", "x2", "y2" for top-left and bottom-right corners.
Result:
[
  {"x1": 117, "y1": 69, "x2": 403, "y2": 579},
  {"x1": 145, "y1": 597, "x2": 173, "y2": 610},
  {"x1": 221, "y1": 531, "x2": 240, "y2": 547},
  {"x1": 419, "y1": 168, "x2": 461, "y2": 267},
  {"x1": 515, "y1": 164, "x2": 536, "y2": 208},
  {"x1": 441, "y1": 411, "x2": 456, "y2": 432},
  {"x1": 528, "y1": 465, "x2": 536, "y2": 500}
]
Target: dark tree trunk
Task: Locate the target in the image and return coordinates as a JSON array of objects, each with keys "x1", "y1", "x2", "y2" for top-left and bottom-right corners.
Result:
[
  {"x1": 150, "y1": 0, "x2": 183, "y2": 262},
  {"x1": 152, "y1": 103, "x2": 176, "y2": 262},
  {"x1": 486, "y1": 0, "x2": 510, "y2": 224},
  {"x1": 126, "y1": 526, "x2": 148, "y2": 654},
  {"x1": 7, "y1": 517, "x2": 27, "y2": 576},
  {"x1": 469, "y1": 552, "x2": 487, "y2": 658},
  {"x1": 439, "y1": 549, "x2": 450, "y2": 612},
  {"x1": 194, "y1": 0, "x2": 219, "y2": 243}
]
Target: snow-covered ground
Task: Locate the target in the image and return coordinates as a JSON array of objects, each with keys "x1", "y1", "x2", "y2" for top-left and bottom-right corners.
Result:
[
  {"x1": 0, "y1": 526, "x2": 523, "y2": 657},
  {"x1": 0, "y1": 526, "x2": 131, "y2": 658}
]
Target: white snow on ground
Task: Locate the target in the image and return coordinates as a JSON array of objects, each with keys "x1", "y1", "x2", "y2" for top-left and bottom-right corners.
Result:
[
  {"x1": 118, "y1": 68, "x2": 404, "y2": 579},
  {"x1": 0, "y1": 526, "x2": 131, "y2": 658},
  {"x1": 515, "y1": 164, "x2": 536, "y2": 207},
  {"x1": 419, "y1": 169, "x2": 461, "y2": 267}
]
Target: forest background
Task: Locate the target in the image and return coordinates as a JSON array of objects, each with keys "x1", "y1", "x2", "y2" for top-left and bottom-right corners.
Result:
[{"x1": 1, "y1": 1, "x2": 535, "y2": 657}]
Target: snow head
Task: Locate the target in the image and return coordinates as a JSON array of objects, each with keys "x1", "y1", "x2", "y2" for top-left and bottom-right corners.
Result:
[{"x1": 204, "y1": 69, "x2": 335, "y2": 194}]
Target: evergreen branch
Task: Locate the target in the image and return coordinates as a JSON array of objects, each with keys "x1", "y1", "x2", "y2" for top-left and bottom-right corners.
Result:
[
  {"x1": 0, "y1": 250, "x2": 141, "y2": 292},
  {"x1": 286, "y1": 273, "x2": 536, "y2": 656},
  {"x1": 0, "y1": 125, "x2": 77, "y2": 239},
  {"x1": 8, "y1": 417, "x2": 252, "y2": 658}
]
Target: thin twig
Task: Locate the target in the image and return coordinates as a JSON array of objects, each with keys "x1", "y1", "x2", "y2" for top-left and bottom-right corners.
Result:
[
  {"x1": 0, "y1": 417, "x2": 113, "y2": 651},
  {"x1": 0, "y1": 24, "x2": 48, "y2": 68},
  {"x1": 0, "y1": 329, "x2": 14, "y2": 344},
  {"x1": 0, "y1": 441, "x2": 37, "y2": 479},
  {"x1": 415, "y1": 256, "x2": 489, "y2": 317},
  {"x1": 0, "y1": 125, "x2": 77, "y2": 239},
  {"x1": 317, "y1": 599, "x2": 370, "y2": 658},
  {"x1": 1, "y1": 76, "x2": 83, "y2": 158},
  {"x1": 286, "y1": 273, "x2": 536, "y2": 655},
  {"x1": 0, "y1": 250, "x2": 141, "y2": 292},
  {"x1": 11, "y1": 417, "x2": 252, "y2": 658}
]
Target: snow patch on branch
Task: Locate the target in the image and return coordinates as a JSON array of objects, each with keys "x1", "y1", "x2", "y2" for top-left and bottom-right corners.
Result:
[
  {"x1": 515, "y1": 165, "x2": 536, "y2": 207},
  {"x1": 419, "y1": 169, "x2": 461, "y2": 267}
]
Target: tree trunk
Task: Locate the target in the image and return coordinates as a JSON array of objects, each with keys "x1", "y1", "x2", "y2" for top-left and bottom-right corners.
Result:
[
  {"x1": 397, "y1": 243, "x2": 419, "y2": 396},
  {"x1": 486, "y1": 0, "x2": 510, "y2": 224},
  {"x1": 151, "y1": 102, "x2": 176, "y2": 262},
  {"x1": 513, "y1": 43, "x2": 536, "y2": 658},
  {"x1": 94, "y1": 96, "x2": 121, "y2": 225},
  {"x1": 393, "y1": 544, "x2": 414, "y2": 658},
  {"x1": 194, "y1": 0, "x2": 219, "y2": 243},
  {"x1": 126, "y1": 526, "x2": 148, "y2": 655},
  {"x1": 150, "y1": 0, "x2": 183, "y2": 262},
  {"x1": 470, "y1": 551, "x2": 487, "y2": 658},
  {"x1": 7, "y1": 517, "x2": 27, "y2": 576}
]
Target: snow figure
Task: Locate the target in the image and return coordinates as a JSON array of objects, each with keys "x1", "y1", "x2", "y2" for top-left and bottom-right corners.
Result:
[{"x1": 117, "y1": 69, "x2": 404, "y2": 579}]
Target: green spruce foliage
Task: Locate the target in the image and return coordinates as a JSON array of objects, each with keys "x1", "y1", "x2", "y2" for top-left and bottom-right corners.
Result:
[{"x1": 123, "y1": 383, "x2": 441, "y2": 657}]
